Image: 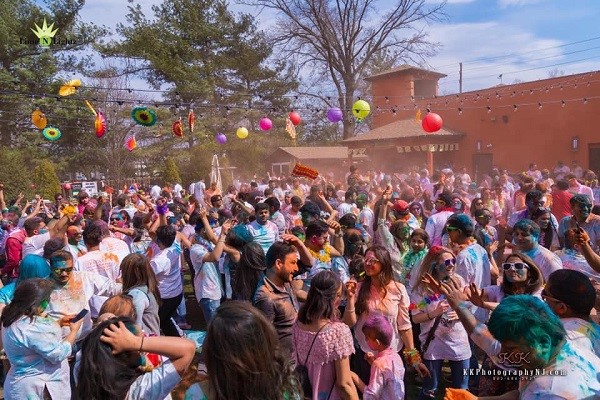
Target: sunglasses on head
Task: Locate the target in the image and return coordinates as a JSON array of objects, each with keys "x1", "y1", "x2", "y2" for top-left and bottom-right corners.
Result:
[{"x1": 502, "y1": 262, "x2": 528, "y2": 271}]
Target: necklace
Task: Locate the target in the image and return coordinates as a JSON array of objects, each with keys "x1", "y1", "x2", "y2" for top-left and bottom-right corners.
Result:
[{"x1": 309, "y1": 245, "x2": 331, "y2": 264}]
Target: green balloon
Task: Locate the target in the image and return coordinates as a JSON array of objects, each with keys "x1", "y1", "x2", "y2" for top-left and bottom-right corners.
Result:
[{"x1": 352, "y1": 100, "x2": 371, "y2": 120}]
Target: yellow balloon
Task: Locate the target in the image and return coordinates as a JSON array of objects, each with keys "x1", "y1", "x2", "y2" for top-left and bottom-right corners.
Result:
[
  {"x1": 352, "y1": 100, "x2": 371, "y2": 121},
  {"x1": 236, "y1": 127, "x2": 249, "y2": 139}
]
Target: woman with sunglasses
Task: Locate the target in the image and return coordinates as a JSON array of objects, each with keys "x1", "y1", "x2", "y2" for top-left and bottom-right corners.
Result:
[
  {"x1": 409, "y1": 246, "x2": 471, "y2": 399},
  {"x1": 466, "y1": 252, "x2": 543, "y2": 397},
  {"x1": 343, "y1": 245, "x2": 428, "y2": 385},
  {"x1": 2, "y1": 278, "x2": 83, "y2": 400}
]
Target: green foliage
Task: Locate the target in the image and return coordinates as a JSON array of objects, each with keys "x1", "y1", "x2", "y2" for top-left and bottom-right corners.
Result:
[
  {"x1": 0, "y1": 147, "x2": 32, "y2": 201},
  {"x1": 32, "y1": 159, "x2": 61, "y2": 199},
  {"x1": 163, "y1": 157, "x2": 181, "y2": 185}
]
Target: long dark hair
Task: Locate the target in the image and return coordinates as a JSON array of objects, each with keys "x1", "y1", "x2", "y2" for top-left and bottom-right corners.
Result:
[
  {"x1": 120, "y1": 253, "x2": 162, "y2": 306},
  {"x1": 1, "y1": 278, "x2": 55, "y2": 328},
  {"x1": 76, "y1": 317, "x2": 143, "y2": 400},
  {"x1": 205, "y1": 301, "x2": 300, "y2": 400},
  {"x1": 500, "y1": 252, "x2": 543, "y2": 296},
  {"x1": 355, "y1": 246, "x2": 394, "y2": 316},
  {"x1": 298, "y1": 270, "x2": 341, "y2": 324},
  {"x1": 232, "y1": 242, "x2": 266, "y2": 302}
]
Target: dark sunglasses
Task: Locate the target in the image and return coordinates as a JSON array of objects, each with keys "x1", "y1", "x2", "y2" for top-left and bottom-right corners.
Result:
[
  {"x1": 110, "y1": 216, "x2": 122, "y2": 221},
  {"x1": 502, "y1": 262, "x2": 529, "y2": 271},
  {"x1": 439, "y1": 258, "x2": 456, "y2": 267}
]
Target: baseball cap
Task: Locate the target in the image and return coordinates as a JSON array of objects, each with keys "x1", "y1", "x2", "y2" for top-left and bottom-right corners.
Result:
[{"x1": 392, "y1": 200, "x2": 410, "y2": 215}]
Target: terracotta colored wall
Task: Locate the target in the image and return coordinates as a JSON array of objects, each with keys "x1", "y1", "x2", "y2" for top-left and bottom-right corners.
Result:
[{"x1": 369, "y1": 71, "x2": 600, "y2": 175}]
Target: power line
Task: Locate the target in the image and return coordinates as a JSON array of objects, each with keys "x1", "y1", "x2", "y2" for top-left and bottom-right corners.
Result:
[{"x1": 431, "y1": 35, "x2": 600, "y2": 71}]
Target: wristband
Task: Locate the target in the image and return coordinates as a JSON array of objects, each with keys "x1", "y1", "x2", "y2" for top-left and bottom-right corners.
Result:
[{"x1": 139, "y1": 336, "x2": 145, "y2": 352}]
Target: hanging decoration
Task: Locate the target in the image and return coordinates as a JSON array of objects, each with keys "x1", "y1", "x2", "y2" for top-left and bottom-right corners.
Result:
[
  {"x1": 42, "y1": 126, "x2": 62, "y2": 141},
  {"x1": 58, "y1": 79, "x2": 81, "y2": 97},
  {"x1": 291, "y1": 162, "x2": 319, "y2": 180},
  {"x1": 215, "y1": 133, "x2": 227, "y2": 144},
  {"x1": 421, "y1": 112, "x2": 443, "y2": 133},
  {"x1": 288, "y1": 111, "x2": 301, "y2": 126},
  {"x1": 259, "y1": 117, "x2": 272, "y2": 131},
  {"x1": 84, "y1": 100, "x2": 106, "y2": 138},
  {"x1": 172, "y1": 119, "x2": 183, "y2": 137},
  {"x1": 131, "y1": 107, "x2": 158, "y2": 126},
  {"x1": 95, "y1": 112, "x2": 106, "y2": 138},
  {"x1": 352, "y1": 100, "x2": 371, "y2": 122},
  {"x1": 188, "y1": 110, "x2": 195, "y2": 133},
  {"x1": 327, "y1": 107, "x2": 343, "y2": 123},
  {"x1": 285, "y1": 118, "x2": 296, "y2": 144},
  {"x1": 125, "y1": 135, "x2": 137, "y2": 151},
  {"x1": 31, "y1": 110, "x2": 48, "y2": 129},
  {"x1": 236, "y1": 127, "x2": 249, "y2": 139}
]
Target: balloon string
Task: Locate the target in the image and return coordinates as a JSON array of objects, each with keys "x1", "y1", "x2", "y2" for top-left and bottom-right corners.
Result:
[{"x1": 84, "y1": 100, "x2": 97, "y2": 116}]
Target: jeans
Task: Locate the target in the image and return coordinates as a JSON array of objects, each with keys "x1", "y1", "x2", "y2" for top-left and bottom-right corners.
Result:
[
  {"x1": 159, "y1": 292, "x2": 184, "y2": 337},
  {"x1": 419, "y1": 358, "x2": 470, "y2": 399},
  {"x1": 199, "y1": 298, "x2": 221, "y2": 323}
]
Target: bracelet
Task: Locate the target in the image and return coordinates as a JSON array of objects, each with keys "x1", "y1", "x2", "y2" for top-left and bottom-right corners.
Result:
[
  {"x1": 345, "y1": 308, "x2": 355, "y2": 313},
  {"x1": 139, "y1": 336, "x2": 144, "y2": 352},
  {"x1": 402, "y1": 348, "x2": 422, "y2": 366},
  {"x1": 426, "y1": 311, "x2": 431, "y2": 320}
]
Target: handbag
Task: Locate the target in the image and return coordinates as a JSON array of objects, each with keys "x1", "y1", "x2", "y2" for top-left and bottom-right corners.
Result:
[
  {"x1": 294, "y1": 323, "x2": 329, "y2": 399},
  {"x1": 421, "y1": 314, "x2": 443, "y2": 354}
]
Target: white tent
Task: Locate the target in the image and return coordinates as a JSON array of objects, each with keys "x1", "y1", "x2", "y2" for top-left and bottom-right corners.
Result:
[{"x1": 209, "y1": 154, "x2": 222, "y2": 192}]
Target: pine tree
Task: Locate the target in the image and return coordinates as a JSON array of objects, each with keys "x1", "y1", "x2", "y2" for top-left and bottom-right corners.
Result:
[
  {"x1": 163, "y1": 157, "x2": 181, "y2": 185},
  {"x1": 32, "y1": 160, "x2": 61, "y2": 200}
]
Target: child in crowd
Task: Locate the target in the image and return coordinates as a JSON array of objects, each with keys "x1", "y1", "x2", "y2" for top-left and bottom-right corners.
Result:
[
  {"x1": 351, "y1": 314, "x2": 405, "y2": 399},
  {"x1": 403, "y1": 228, "x2": 429, "y2": 290}
]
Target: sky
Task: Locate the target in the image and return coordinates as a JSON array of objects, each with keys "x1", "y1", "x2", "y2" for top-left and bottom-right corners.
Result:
[{"x1": 73, "y1": 0, "x2": 600, "y2": 96}]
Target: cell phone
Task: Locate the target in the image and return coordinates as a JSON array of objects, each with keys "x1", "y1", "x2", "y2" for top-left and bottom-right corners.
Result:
[{"x1": 71, "y1": 309, "x2": 88, "y2": 323}]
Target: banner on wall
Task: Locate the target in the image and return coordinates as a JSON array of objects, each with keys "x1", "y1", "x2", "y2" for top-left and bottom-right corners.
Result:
[{"x1": 396, "y1": 143, "x2": 460, "y2": 153}]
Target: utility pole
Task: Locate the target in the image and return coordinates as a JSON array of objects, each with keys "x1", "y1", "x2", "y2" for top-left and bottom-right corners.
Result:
[{"x1": 459, "y1": 62, "x2": 463, "y2": 94}]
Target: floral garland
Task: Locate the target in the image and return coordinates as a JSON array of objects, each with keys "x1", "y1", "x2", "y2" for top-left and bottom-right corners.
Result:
[
  {"x1": 409, "y1": 293, "x2": 445, "y2": 311},
  {"x1": 309, "y1": 244, "x2": 331, "y2": 264}
]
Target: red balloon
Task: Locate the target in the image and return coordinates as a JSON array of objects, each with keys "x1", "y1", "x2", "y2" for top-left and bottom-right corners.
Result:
[
  {"x1": 63, "y1": 183, "x2": 71, "y2": 190},
  {"x1": 422, "y1": 112, "x2": 443, "y2": 133},
  {"x1": 289, "y1": 111, "x2": 301, "y2": 126}
]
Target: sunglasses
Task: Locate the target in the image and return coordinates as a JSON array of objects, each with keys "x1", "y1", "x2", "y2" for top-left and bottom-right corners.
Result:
[
  {"x1": 502, "y1": 262, "x2": 529, "y2": 271},
  {"x1": 110, "y1": 216, "x2": 122, "y2": 221},
  {"x1": 52, "y1": 267, "x2": 74, "y2": 275},
  {"x1": 541, "y1": 288, "x2": 562, "y2": 304},
  {"x1": 439, "y1": 258, "x2": 456, "y2": 267},
  {"x1": 477, "y1": 214, "x2": 492, "y2": 219},
  {"x1": 365, "y1": 258, "x2": 380, "y2": 265},
  {"x1": 446, "y1": 226, "x2": 461, "y2": 231}
]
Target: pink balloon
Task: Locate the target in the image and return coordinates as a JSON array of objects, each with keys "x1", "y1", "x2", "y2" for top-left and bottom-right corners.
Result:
[
  {"x1": 63, "y1": 183, "x2": 71, "y2": 190},
  {"x1": 422, "y1": 112, "x2": 443, "y2": 133},
  {"x1": 215, "y1": 133, "x2": 227, "y2": 144},
  {"x1": 259, "y1": 117, "x2": 272, "y2": 131}
]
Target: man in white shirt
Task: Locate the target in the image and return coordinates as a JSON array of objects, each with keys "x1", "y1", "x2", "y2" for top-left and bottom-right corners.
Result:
[
  {"x1": 566, "y1": 173, "x2": 594, "y2": 203},
  {"x1": 22, "y1": 215, "x2": 70, "y2": 258},
  {"x1": 247, "y1": 203, "x2": 280, "y2": 254},
  {"x1": 151, "y1": 224, "x2": 184, "y2": 337},
  {"x1": 337, "y1": 189, "x2": 358, "y2": 217},
  {"x1": 75, "y1": 223, "x2": 121, "y2": 317},
  {"x1": 425, "y1": 192, "x2": 455, "y2": 246}
]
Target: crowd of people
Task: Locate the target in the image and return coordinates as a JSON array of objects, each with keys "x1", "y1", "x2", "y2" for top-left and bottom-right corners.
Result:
[{"x1": 0, "y1": 158, "x2": 599, "y2": 399}]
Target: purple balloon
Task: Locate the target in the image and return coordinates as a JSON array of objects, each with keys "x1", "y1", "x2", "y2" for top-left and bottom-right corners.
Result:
[
  {"x1": 215, "y1": 133, "x2": 227, "y2": 144},
  {"x1": 327, "y1": 107, "x2": 343, "y2": 123},
  {"x1": 259, "y1": 117, "x2": 272, "y2": 131}
]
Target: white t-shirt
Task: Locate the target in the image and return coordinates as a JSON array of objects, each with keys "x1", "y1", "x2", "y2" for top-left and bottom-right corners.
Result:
[
  {"x1": 455, "y1": 242, "x2": 491, "y2": 322},
  {"x1": 425, "y1": 210, "x2": 454, "y2": 246},
  {"x1": 126, "y1": 360, "x2": 181, "y2": 400},
  {"x1": 190, "y1": 244, "x2": 222, "y2": 301},
  {"x1": 75, "y1": 250, "x2": 122, "y2": 317},
  {"x1": 412, "y1": 276, "x2": 472, "y2": 361},
  {"x1": 150, "y1": 243, "x2": 183, "y2": 299},
  {"x1": 21, "y1": 232, "x2": 51, "y2": 257},
  {"x1": 100, "y1": 236, "x2": 131, "y2": 266},
  {"x1": 518, "y1": 342, "x2": 600, "y2": 399},
  {"x1": 523, "y1": 246, "x2": 563, "y2": 281}
]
